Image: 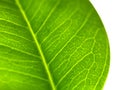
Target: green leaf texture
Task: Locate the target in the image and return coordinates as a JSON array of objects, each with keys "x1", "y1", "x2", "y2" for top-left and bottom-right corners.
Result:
[{"x1": 0, "y1": 0, "x2": 110, "y2": 90}]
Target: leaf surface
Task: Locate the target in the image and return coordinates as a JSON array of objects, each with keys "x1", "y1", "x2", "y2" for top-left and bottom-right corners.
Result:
[{"x1": 0, "y1": 0, "x2": 110, "y2": 90}]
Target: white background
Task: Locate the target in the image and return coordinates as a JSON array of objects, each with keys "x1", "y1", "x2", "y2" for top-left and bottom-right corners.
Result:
[{"x1": 90, "y1": 0, "x2": 120, "y2": 90}]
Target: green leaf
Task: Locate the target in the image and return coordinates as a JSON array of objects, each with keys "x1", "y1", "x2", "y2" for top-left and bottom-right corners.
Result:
[{"x1": 0, "y1": 0, "x2": 110, "y2": 90}]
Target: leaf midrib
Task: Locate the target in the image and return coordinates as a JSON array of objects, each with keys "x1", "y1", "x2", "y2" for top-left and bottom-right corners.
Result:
[{"x1": 15, "y1": 0, "x2": 56, "y2": 90}]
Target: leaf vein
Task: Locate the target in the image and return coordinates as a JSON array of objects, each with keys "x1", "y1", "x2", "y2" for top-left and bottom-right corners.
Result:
[
  {"x1": 35, "y1": 0, "x2": 61, "y2": 35},
  {"x1": 0, "y1": 43, "x2": 39, "y2": 58},
  {"x1": 0, "y1": 31, "x2": 33, "y2": 42},
  {"x1": 41, "y1": 9, "x2": 78, "y2": 44},
  {"x1": 0, "y1": 68, "x2": 48, "y2": 81},
  {"x1": 15, "y1": 0, "x2": 56, "y2": 89},
  {"x1": 0, "y1": 18, "x2": 27, "y2": 28},
  {"x1": 48, "y1": 11, "x2": 92, "y2": 65},
  {"x1": 56, "y1": 52, "x2": 92, "y2": 87}
]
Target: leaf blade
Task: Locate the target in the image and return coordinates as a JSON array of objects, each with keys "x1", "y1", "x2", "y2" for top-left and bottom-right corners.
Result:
[{"x1": 0, "y1": 0, "x2": 110, "y2": 90}]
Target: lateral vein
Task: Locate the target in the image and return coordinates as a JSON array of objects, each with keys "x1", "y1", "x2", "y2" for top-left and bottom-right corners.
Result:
[{"x1": 15, "y1": 0, "x2": 56, "y2": 90}]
